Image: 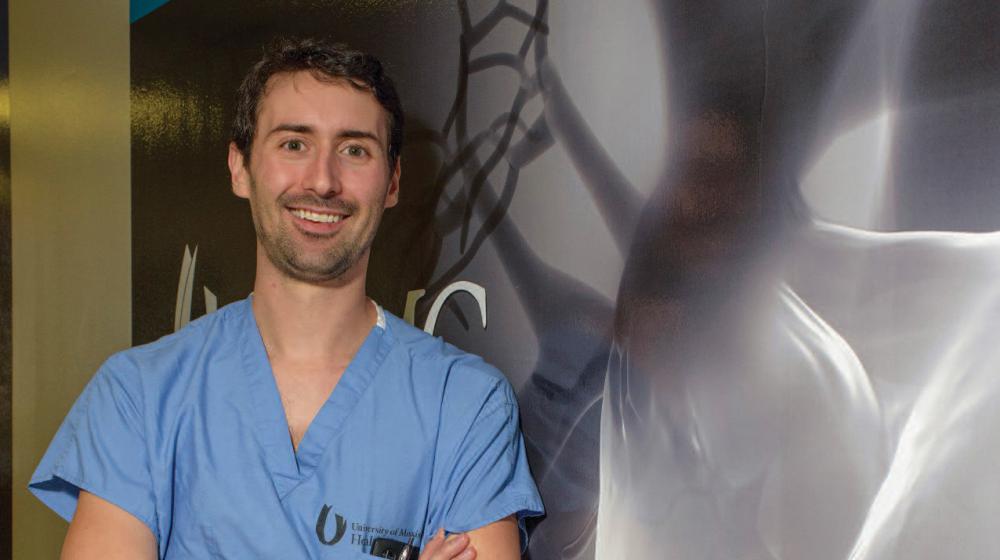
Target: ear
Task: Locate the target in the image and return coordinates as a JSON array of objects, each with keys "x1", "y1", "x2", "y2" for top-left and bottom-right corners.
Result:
[
  {"x1": 384, "y1": 158, "x2": 401, "y2": 209},
  {"x1": 228, "y1": 142, "x2": 251, "y2": 199}
]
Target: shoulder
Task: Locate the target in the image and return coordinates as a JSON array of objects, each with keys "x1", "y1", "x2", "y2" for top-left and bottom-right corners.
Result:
[
  {"x1": 99, "y1": 298, "x2": 250, "y2": 389},
  {"x1": 382, "y1": 310, "x2": 516, "y2": 412}
]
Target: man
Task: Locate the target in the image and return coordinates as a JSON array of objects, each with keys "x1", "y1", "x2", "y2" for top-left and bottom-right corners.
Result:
[{"x1": 29, "y1": 38, "x2": 543, "y2": 559}]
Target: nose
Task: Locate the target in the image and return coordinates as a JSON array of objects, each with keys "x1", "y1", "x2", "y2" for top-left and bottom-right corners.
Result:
[{"x1": 303, "y1": 148, "x2": 342, "y2": 197}]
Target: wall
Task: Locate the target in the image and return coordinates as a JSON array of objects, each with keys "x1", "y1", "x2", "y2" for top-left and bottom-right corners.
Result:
[
  {"x1": 8, "y1": 1, "x2": 1000, "y2": 559},
  {"x1": 10, "y1": 0, "x2": 130, "y2": 557},
  {"x1": 0, "y1": 1, "x2": 10, "y2": 556}
]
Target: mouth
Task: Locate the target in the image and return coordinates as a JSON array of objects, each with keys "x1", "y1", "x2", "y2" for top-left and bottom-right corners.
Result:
[{"x1": 289, "y1": 208, "x2": 347, "y2": 224}]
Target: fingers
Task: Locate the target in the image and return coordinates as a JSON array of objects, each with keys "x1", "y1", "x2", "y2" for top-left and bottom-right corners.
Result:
[
  {"x1": 443, "y1": 533, "x2": 475, "y2": 560},
  {"x1": 419, "y1": 528, "x2": 446, "y2": 558},
  {"x1": 418, "y1": 528, "x2": 476, "y2": 560}
]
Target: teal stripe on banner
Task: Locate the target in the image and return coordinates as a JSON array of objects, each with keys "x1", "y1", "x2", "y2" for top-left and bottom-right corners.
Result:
[{"x1": 130, "y1": 0, "x2": 171, "y2": 23}]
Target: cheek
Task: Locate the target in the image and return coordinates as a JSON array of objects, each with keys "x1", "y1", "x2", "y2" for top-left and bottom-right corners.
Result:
[
  {"x1": 355, "y1": 168, "x2": 394, "y2": 200},
  {"x1": 254, "y1": 157, "x2": 301, "y2": 185},
  {"x1": 254, "y1": 168, "x2": 284, "y2": 190}
]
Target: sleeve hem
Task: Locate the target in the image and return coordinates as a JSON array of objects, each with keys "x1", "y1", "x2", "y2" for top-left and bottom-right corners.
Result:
[
  {"x1": 443, "y1": 493, "x2": 545, "y2": 551},
  {"x1": 39, "y1": 467, "x2": 159, "y2": 542}
]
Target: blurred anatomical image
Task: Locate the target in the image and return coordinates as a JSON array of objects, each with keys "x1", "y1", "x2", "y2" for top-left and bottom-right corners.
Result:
[
  {"x1": 426, "y1": 1, "x2": 1000, "y2": 559},
  {"x1": 603, "y1": 2, "x2": 1000, "y2": 558}
]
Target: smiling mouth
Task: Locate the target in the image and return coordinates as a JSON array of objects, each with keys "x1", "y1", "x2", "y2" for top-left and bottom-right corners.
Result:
[{"x1": 290, "y1": 208, "x2": 346, "y2": 224}]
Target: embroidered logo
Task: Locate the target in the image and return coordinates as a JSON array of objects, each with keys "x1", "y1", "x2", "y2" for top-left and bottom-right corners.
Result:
[{"x1": 315, "y1": 505, "x2": 347, "y2": 546}]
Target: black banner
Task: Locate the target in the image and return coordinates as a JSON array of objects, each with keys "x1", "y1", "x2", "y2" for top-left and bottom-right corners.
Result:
[{"x1": 131, "y1": 1, "x2": 1000, "y2": 558}]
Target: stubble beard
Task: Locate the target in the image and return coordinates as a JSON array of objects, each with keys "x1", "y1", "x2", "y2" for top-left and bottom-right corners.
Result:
[{"x1": 249, "y1": 177, "x2": 386, "y2": 284}]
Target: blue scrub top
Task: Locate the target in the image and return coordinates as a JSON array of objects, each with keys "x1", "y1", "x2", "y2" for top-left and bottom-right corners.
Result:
[{"x1": 30, "y1": 297, "x2": 544, "y2": 559}]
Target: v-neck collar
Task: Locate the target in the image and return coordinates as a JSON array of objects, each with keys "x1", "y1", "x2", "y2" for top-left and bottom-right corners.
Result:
[{"x1": 237, "y1": 296, "x2": 393, "y2": 499}]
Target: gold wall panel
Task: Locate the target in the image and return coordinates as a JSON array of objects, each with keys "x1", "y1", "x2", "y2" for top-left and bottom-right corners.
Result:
[{"x1": 11, "y1": 0, "x2": 130, "y2": 557}]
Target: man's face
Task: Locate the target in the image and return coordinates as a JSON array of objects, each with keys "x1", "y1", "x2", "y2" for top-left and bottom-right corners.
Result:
[{"x1": 228, "y1": 71, "x2": 399, "y2": 284}]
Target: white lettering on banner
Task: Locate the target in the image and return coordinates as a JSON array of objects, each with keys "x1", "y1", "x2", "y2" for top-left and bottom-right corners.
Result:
[
  {"x1": 174, "y1": 244, "x2": 197, "y2": 331},
  {"x1": 173, "y1": 245, "x2": 484, "y2": 335},
  {"x1": 172, "y1": 244, "x2": 217, "y2": 331},
  {"x1": 404, "y1": 281, "x2": 487, "y2": 335}
]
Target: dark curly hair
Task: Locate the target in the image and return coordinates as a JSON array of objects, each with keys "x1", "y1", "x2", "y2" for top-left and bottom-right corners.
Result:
[{"x1": 231, "y1": 37, "x2": 404, "y2": 167}]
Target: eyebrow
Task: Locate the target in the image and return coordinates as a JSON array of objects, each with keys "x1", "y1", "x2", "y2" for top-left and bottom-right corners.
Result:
[
  {"x1": 266, "y1": 123, "x2": 313, "y2": 137},
  {"x1": 265, "y1": 123, "x2": 381, "y2": 145},
  {"x1": 338, "y1": 129, "x2": 381, "y2": 144}
]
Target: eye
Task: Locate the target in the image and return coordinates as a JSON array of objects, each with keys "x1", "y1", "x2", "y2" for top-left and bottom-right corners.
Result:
[
  {"x1": 343, "y1": 144, "x2": 369, "y2": 158},
  {"x1": 282, "y1": 139, "x2": 305, "y2": 152}
]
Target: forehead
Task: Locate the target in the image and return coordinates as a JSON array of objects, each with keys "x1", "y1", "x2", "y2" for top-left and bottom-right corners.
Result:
[{"x1": 256, "y1": 71, "x2": 388, "y2": 139}]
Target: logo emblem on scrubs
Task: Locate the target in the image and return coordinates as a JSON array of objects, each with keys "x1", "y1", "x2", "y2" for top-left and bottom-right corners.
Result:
[{"x1": 316, "y1": 505, "x2": 347, "y2": 545}]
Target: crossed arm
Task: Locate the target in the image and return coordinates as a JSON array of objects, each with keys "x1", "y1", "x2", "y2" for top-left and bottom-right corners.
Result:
[{"x1": 63, "y1": 491, "x2": 520, "y2": 560}]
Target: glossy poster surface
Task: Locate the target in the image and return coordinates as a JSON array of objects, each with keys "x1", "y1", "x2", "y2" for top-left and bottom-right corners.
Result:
[{"x1": 131, "y1": 1, "x2": 1000, "y2": 558}]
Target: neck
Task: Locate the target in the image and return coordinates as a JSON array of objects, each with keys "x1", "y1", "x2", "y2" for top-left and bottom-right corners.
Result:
[{"x1": 251, "y1": 247, "x2": 375, "y2": 363}]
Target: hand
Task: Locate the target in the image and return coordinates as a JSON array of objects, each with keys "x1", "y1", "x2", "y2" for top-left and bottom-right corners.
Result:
[{"x1": 418, "y1": 528, "x2": 476, "y2": 560}]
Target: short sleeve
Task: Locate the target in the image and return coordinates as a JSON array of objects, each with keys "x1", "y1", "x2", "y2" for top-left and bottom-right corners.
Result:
[
  {"x1": 435, "y1": 378, "x2": 544, "y2": 547},
  {"x1": 28, "y1": 354, "x2": 158, "y2": 538}
]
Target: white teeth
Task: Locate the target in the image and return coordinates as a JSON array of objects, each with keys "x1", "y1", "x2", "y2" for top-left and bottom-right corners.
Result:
[{"x1": 291, "y1": 209, "x2": 343, "y2": 223}]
